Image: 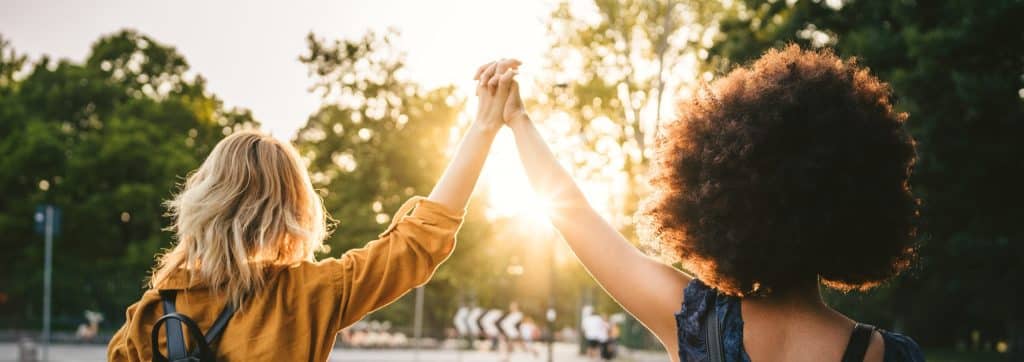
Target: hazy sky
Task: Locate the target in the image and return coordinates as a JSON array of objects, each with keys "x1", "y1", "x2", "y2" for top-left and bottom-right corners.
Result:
[{"x1": 2, "y1": 0, "x2": 555, "y2": 137}]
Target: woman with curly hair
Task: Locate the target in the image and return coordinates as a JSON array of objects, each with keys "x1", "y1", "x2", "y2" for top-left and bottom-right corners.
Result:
[{"x1": 476, "y1": 45, "x2": 924, "y2": 361}]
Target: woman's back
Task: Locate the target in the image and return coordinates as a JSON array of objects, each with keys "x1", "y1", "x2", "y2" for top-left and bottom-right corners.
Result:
[
  {"x1": 108, "y1": 64, "x2": 527, "y2": 361},
  {"x1": 479, "y1": 49, "x2": 925, "y2": 361},
  {"x1": 108, "y1": 196, "x2": 464, "y2": 361},
  {"x1": 675, "y1": 280, "x2": 924, "y2": 362},
  {"x1": 111, "y1": 262, "x2": 350, "y2": 361},
  {"x1": 743, "y1": 297, "x2": 884, "y2": 362}
]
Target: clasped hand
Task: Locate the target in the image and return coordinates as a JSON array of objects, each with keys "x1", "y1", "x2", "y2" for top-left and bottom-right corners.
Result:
[{"x1": 473, "y1": 59, "x2": 528, "y2": 131}]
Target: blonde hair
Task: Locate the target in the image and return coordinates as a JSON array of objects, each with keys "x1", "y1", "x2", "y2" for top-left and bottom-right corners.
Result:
[{"x1": 152, "y1": 130, "x2": 330, "y2": 307}]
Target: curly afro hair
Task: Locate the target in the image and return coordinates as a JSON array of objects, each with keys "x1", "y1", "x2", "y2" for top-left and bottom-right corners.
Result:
[{"x1": 643, "y1": 45, "x2": 919, "y2": 296}]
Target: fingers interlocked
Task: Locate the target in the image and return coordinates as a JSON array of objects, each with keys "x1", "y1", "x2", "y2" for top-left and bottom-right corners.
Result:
[{"x1": 475, "y1": 59, "x2": 521, "y2": 96}]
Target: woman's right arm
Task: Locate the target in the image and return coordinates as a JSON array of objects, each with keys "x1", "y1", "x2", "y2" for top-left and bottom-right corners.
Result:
[
  {"x1": 488, "y1": 63, "x2": 691, "y2": 351},
  {"x1": 322, "y1": 62, "x2": 517, "y2": 330}
]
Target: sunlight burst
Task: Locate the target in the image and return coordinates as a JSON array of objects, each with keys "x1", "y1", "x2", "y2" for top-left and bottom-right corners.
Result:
[{"x1": 481, "y1": 130, "x2": 555, "y2": 229}]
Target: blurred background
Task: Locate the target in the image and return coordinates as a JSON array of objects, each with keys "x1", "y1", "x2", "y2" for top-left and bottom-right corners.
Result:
[{"x1": 1, "y1": 0, "x2": 1022, "y2": 361}]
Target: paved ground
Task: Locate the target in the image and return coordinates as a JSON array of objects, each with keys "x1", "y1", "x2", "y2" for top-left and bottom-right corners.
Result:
[{"x1": 0, "y1": 342, "x2": 670, "y2": 362}]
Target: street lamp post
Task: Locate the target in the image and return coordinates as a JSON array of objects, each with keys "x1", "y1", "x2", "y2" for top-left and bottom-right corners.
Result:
[
  {"x1": 42, "y1": 206, "x2": 53, "y2": 362},
  {"x1": 34, "y1": 204, "x2": 59, "y2": 362}
]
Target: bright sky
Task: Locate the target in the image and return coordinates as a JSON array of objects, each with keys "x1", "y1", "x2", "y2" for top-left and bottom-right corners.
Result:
[
  {"x1": 3, "y1": 0, "x2": 624, "y2": 225},
  {"x1": 1, "y1": 0, "x2": 554, "y2": 138}
]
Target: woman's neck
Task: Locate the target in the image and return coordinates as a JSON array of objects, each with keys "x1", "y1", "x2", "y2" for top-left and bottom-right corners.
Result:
[
  {"x1": 741, "y1": 277, "x2": 856, "y2": 349},
  {"x1": 740, "y1": 278, "x2": 866, "y2": 362},
  {"x1": 751, "y1": 278, "x2": 829, "y2": 311}
]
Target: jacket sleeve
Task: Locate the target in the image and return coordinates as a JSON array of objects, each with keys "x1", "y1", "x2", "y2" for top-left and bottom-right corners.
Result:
[
  {"x1": 107, "y1": 300, "x2": 143, "y2": 361},
  {"x1": 319, "y1": 197, "x2": 464, "y2": 331}
]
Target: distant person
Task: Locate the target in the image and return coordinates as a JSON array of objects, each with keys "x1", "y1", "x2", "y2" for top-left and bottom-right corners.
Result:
[
  {"x1": 580, "y1": 305, "x2": 595, "y2": 356},
  {"x1": 601, "y1": 315, "x2": 620, "y2": 361},
  {"x1": 481, "y1": 308, "x2": 504, "y2": 351},
  {"x1": 519, "y1": 316, "x2": 540, "y2": 357},
  {"x1": 476, "y1": 45, "x2": 924, "y2": 361},
  {"x1": 107, "y1": 69, "x2": 516, "y2": 360},
  {"x1": 582, "y1": 312, "x2": 609, "y2": 358},
  {"x1": 75, "y1": 310, "x2": 103, "y2": 342},
  {"x1": 500, "y1": 302, "x2": 524, "y2": 354}
]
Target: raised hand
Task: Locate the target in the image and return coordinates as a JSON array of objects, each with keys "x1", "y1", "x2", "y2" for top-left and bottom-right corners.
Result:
[
  {"x1": 474, "y1": 59, "x2": 520, "y2": 130},
  {"x1": 501, "y1": 72, "x2": 527, "y2": 127},
  {"x1": 421, "y1": 61, "x2": 520, "y2": 213}
]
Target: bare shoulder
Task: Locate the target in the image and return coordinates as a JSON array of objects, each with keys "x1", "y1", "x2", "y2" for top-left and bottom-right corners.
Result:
[{"x1": 864, "y1": 329, "x2": 886, "y2": 362}]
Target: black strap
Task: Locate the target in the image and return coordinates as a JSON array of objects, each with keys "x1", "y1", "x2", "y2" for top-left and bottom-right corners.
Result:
[
  {"x1": 154, "y1": 290, "x2": 237, "y2": 362},
  {"x1": 704, "y1": 293, "x2": 724, "y2": 362},
  {"x1": 151, "y1": 313, "x2": 215, "y2": 362},
  {"x1": 841, "y1": 323, "x2": 876, "y2": 362},
  {"x1": 204, "y1": 303, "x2": 235, "y2": 345},
  {"x1": 159, "y1": 290, "x2": 187, "y2": 360}
]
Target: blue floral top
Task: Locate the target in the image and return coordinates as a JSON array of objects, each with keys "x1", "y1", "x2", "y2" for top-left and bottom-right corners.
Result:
[{"x1": 674, "y1": 279, "x2": 925, "y2": 362}]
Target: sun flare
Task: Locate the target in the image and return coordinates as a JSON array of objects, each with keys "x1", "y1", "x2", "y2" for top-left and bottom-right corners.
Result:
[
  {"x1": 481, "y1": 130, "x2": 555, "y2": 227},
  {"x1": 478, "y1": 126, "x2": 623, "y2": 232}
]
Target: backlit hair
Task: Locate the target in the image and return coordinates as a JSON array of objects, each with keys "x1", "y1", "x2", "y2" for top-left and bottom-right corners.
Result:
[
  {"x1": 152, "y1": 130, "x2": 330, "y2": 307},
  {"x1": 642, "y1": 45, "x2": 918, "y2": 296}
]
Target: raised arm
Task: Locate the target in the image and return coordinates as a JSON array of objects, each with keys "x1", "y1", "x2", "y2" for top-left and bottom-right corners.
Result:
[
  {"x1": 326, "y1": 62, "x2": 516, "y2": 329},
  {"x1": 426, "y1": 60, "x2": 518, "y2": 211},
  {"x1": 483, "y1": 61, "x2": 691, "y2": 352}
]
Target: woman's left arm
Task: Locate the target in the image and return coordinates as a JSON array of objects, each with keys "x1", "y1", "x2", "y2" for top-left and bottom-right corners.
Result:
[{"x1": 426, "y1": 60, "x2": 519, "y2": 211}]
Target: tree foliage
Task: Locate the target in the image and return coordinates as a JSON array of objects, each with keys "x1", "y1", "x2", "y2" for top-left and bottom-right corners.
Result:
[
  {"x1": 537, "y1": 0, "x2": 722, "y2": 244},
  {"x1": 0, "y1": 30, "x2": 256, "y2": 330},
  {"x1": 294, "y1": 30, "x2": 511, "y2": 331},
  {"x1": 2, "y1": 2, "x2": 1016, "y2": 352},
  {"x1": 293, "y1": 30, "x2": 609, "y2": 337},
  {"x1": 540, "y1": 0, "x2": 1024, "y2": 353},
  {"x1": 706, "y1": 0, "x2": 1024, "y2": 352}
]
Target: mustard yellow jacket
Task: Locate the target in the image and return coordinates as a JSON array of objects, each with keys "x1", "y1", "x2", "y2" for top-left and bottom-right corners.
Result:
[{"x1": 107, "y1": 197, "x2": 463, "y2": 361}]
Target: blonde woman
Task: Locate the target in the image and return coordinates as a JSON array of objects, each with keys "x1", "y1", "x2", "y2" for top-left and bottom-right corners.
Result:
[{"x1": 107, "y1": 62, "x2": 521, "y2": 361}]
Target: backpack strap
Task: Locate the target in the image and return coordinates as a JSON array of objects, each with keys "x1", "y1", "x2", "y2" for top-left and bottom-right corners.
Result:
[
  {"x1": 151, "y1": 312, "x2": 215, "y2": 362},
  {"x1": 704, "y1": 292, "x2": 724, "y2": 362},
  {"x1": 153, "y1": 290, "x2": 237, "y2": 362},
  {"x1": 841, "y1": 323, "x2": 876, "y2": 362},
  {"x1": 158, "y1": 290, "x2": 188, "y2": 360},
  {"x1": 204, "y1": 302, "x2": 236, "y2": 345}
]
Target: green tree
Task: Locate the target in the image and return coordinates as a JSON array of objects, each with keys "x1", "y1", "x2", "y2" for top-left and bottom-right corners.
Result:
[
  {"x1": 0, "y1": 30, "x2": 256, "y2": 331},
  {"x1": 0, "y1": 35, "x2": 26, "y2": 89},
  {"x1": 707, "y1": 0, "x2": 1024, "y2": 353},
  {"x1": 294, "y1": 30, "x2": 598, "y2": 337},
  {"x1": 295, "y1": 30, "x2": 502, "y2": 334},
  {"x1": 538, "y1": 0, "x2": 722, "y2": 242}
]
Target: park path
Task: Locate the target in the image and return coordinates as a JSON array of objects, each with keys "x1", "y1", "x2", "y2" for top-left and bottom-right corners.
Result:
[{"x1": 0, "y1": 342, "x2": 670, "y2": 362}]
